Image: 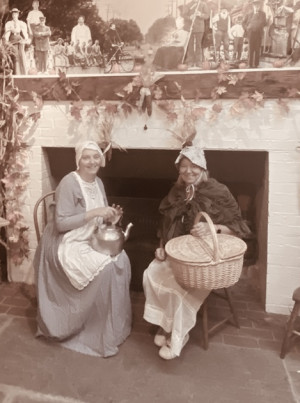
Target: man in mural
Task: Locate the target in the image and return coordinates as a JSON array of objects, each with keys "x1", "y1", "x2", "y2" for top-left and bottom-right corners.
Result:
[
  {"x1": 26, "y1": 0, "x2": 44, "y2": 39},
  {"x1": 32, "y1": 16, "x2": 51, "y2": 74},
  {"x1": 71, "y1": 15, "x2": 92, "y2": 46},
  {"x1": 242, "y1": 0, "x2": 267, "y2": 68},
  {"x1": 229, "y1": 15, "x2": 245, "y2": 61},
  {"x1": 104, "y1": 23, "x2": 123, "y2": 63},
  {"x1": 182, "y1": 0, "x2": 210, "y2": 68},
  {"x1": 212, "y1": 8, "x2": 231, "y2": 62}
]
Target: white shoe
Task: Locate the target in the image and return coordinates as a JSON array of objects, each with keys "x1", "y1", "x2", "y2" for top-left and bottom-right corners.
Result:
[
  {"x1": 158, "y1": 334, "x2": 190, "y2": 360},
  {"x1": 154, "y1": 328, "x2": 168, "y2": 347}
]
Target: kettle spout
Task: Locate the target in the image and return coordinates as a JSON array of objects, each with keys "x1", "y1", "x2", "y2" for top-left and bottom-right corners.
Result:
[{"x1": 123, "y1": 222, "x2": 134, "y2": 241}]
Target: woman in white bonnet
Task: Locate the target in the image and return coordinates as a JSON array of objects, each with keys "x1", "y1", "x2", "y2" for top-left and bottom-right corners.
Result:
[
  {"x1": 34, "y1": 140, "x2": 132, "y2": 357},
  {"x1": 143, "y1": 144, "x2": 252, "y2": 360}
]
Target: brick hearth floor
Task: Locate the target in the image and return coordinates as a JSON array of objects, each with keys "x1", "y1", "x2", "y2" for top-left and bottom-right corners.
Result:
[{"x1": 0, "y1": 269, "x2": 300, "y2": 355}]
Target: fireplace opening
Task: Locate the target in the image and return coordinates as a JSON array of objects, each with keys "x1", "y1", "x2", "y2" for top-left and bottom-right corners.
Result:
[{"x1": 46, "y1": 148, "x2": 268, "y2": 293}]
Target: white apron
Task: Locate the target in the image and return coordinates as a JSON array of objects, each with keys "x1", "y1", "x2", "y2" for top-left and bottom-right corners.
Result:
[{"x1": 58, "y1": 172, "x2": 114, "y2": 290}]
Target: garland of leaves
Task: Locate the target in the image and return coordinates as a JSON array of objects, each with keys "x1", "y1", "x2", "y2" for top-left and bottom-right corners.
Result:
[
  {"x1": 0, "y1": 41, "x2": 43, "y2": 266},
  {"x1": 64, "y1": 61, "x2": 299, "y2": 156},
  {"x1": 82, "y1": 61, "x2": 295, "y2": 147}
]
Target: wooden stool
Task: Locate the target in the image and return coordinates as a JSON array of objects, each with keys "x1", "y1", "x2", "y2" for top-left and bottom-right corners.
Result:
[
  {"x1": 200, "y1": 287, "x2": 240, "y2": 350},
  {"x1": 280, "y1": 287, "x2": 300, "y2": 359}
]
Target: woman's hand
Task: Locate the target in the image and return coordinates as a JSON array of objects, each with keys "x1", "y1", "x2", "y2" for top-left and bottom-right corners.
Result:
[
  {"x1": 112, "y1": 204, "x2": 124, "y2": 224},
  {"x1": 110, "y1": 204, "x2": 123, "y2": 224},
  {"x1": 155, "y1": 247, "x2": 166, "y2": 261},
  {"x1": 86, "y1": 206, "x2": 118, "y2": 222},
  {"x1": 191, "y1": 222, "x2": 236, "y2": 237}
]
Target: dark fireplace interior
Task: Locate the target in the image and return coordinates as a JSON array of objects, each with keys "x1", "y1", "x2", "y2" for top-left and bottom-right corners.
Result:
[{"x1": 46, "y1": 148, "x2": 267, "y2": 291}]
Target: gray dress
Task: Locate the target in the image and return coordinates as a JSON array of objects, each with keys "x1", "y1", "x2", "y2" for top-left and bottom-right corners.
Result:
[{"x1": 34, "y1": 172, "x2": 132, "y2": 357}]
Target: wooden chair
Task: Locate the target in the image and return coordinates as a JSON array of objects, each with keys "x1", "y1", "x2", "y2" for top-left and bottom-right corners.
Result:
[
  {"x1": 200, "y1": 287, "x2": 240, "y2": 350},
  {"x1": 33, "y1": 191, "x2": 55, "y2": 242},
  {"x1": 280, "y1": 287, "x2": 300, "y2": 359}
]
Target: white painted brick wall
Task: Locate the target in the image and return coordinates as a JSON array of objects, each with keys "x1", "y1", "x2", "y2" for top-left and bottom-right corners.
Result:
[{"x1": 8, "y1": 98, "x2": 300, "y2": 315}]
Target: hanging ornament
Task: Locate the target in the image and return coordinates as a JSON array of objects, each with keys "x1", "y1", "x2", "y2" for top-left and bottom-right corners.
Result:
[{"x1": 139, "y1": 87, "x2": 152, "y2": 116}]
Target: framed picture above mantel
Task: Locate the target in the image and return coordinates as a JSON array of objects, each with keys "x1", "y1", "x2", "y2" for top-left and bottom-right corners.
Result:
[{"x1": 2, "y1": 0, "x2": 300, "y2": 76}]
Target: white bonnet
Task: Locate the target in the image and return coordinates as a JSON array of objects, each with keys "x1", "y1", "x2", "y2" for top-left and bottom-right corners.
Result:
[
  {"x1": 175, "y1": 146, "x2": 207, "y2": 170},
  {"x1": 75, "y1": 141, "x2": 105, "y2": 169}
]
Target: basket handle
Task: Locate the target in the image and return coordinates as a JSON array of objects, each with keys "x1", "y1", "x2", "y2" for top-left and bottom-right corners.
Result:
[{"x1": 194, "y1": 212, "x2": 220, "y2": 262}]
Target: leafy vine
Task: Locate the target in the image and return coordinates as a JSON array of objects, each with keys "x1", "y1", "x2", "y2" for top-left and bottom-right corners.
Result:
[
  {"x1": 0, "y1": 41, "x2": 43, "y2": 266},
  {"x1": 118, "y1": 61, "x2": 298, "y2": 143}
]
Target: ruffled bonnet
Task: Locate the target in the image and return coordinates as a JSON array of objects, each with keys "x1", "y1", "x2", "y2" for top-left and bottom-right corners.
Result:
[
  {"x1": 75, "y1": 141, "x2": 105, "y2": 169},
  {"x1": 175, "y1": 145, "x2": 207, "y2": 170}
]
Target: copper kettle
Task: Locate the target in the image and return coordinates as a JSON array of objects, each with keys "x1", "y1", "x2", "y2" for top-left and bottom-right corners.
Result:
[{"x1": 90, "y1": 221, "x2": 133, "y2": 257}]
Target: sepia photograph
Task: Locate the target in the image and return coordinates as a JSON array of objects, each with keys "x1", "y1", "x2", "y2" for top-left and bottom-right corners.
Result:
[{"x1": 0, "y1": 2, "x2": 300, "y2": 403}]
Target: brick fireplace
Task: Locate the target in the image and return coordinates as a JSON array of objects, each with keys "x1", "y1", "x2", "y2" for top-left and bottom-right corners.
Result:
[
  {"x1": 9, "y1": 73, "x2": 300, "y2": 315},
  {"x1": 43, "y1": 147, "x2": 264, "y2": 292}
]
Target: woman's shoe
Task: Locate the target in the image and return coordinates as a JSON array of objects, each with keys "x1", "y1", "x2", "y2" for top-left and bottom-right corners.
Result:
[
  {"x1": 158, "y1": 344, "x2": 177, "y2": 360},
  {"x1": 154, "y1": 328, "x2": 168, "y2": 347},
  {"x1": 158, "y1": 334, "x2": 190, "y2": 360}
]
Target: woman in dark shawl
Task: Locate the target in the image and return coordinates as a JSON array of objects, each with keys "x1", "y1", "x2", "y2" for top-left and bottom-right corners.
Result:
[{"x1": 143, "y1": 145, "x2": 252, "y2": 360}]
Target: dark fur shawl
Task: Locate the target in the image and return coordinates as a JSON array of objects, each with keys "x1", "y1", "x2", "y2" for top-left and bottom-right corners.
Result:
[{"x1": 158, "y1": 178, "x2": 252, "y2": 245}]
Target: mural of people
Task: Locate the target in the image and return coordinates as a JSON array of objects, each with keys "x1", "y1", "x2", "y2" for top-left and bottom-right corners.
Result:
[
  {"x1": 3, "y1": 0, "x2": 300, "y2": 74},
  {"x1": 32, "y1": 16, "x2": 51, "y2": 74},
  {"x1": 4, "y1": 8, "x2": 29, "y2": 75},
  {"x1": 182, "y1": 0, "x2": 210, "y2": 67},
  {"x1": 71, "y1": 15, "x2": 92, "y2": 46},
  {"x1": 242, "y1": 0, "x2": 267, "y2": 68}
]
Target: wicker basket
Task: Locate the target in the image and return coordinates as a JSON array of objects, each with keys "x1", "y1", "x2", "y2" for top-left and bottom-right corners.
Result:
[{"x1": 165, "y1": 212, "x2": 247, "y2": 290}]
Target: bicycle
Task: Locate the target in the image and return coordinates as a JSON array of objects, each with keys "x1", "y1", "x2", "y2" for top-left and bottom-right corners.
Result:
[{"x1": 103, "y1": 42, "x2": 135, "y2": 73}]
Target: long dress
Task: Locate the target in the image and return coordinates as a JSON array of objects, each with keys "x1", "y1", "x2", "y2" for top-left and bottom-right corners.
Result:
[
  {"x1": 34, "y1": 172, "x2": 132, "y2": 357},
  {"x1": 143, "y1": 178, "x2": 252, "y2": 356},
  {"x1": 4, "y1": 19, "x2": 29, "y2": 75},
  {"x1": 143, "y1": 259, "x2": 210, "y2": 356},
  {"x1": 53, "y1": 43, "x2": 69, "y2": 73}
]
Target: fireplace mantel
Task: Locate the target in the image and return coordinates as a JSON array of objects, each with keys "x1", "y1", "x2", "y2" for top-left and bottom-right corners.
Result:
[{"x1": 14, "y1": 68, "x2": 300, "y2": 101}]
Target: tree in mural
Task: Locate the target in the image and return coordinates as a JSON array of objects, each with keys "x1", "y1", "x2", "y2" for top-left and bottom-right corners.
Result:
[
  {"x1": 145, "y1": 16, "x2": 176, "y2": 45},
  {"x1": 4, "y1": 0, "x2": 143, "y2": 47}
]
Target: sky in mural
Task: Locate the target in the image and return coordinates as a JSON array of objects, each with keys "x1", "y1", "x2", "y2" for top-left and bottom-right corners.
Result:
[{"x1": 96, "y1": 0, "x2": 182, "y2": 34}]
